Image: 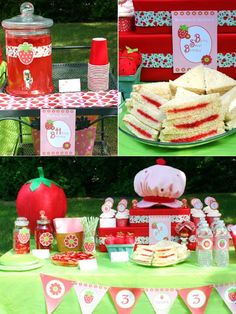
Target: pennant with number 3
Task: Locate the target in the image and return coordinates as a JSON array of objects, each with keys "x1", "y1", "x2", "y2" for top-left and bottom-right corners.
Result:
[
  {"x1": 179, "y1": 285, "x2": 212, "y2": 314},
  {"x1": 109, "y1": 287, "x2": 143, "y2": 314}
]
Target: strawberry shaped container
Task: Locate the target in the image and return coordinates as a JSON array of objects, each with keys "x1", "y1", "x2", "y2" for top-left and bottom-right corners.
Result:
[{"x1": 2, "y1": 2, "x2": 54, "y2": 96}]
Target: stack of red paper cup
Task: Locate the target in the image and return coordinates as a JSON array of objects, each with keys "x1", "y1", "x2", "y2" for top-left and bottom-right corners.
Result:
[{"x1": 88, "y1": 38, "x2": 110, "y2": 91}]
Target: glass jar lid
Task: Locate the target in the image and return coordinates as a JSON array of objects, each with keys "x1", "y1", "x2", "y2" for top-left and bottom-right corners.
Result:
[
  {"x1": 37, "y1": 210, "x2": 50, "y2": 225},
  {"x1": 15, "y1": 217, "x2": 29, "y2": 227},
  {"x1": 2, "y1": 2, "x2": 53, "y2": 30}
]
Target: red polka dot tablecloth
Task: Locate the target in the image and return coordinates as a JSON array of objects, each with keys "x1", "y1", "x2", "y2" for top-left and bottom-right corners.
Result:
[{"x1": 0, "y1": 90, "x2": 118, "y2": 110}]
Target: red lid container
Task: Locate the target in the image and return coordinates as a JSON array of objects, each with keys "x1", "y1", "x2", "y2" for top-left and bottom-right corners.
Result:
[{"x1": 2, "y1": 2, "x2": 54, "y2": 97}]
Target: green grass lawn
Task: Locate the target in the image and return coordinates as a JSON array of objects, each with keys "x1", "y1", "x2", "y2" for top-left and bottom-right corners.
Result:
[
  {"x1": 0, "y1": 23, "x2": 117, "y2": 155},
  {"x1": 1, "y1": 193, "x2": 236, "y2": 255}
]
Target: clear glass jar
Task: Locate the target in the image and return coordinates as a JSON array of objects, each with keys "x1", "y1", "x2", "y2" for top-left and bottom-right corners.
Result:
[
  {"x1": 1, "y1": 2, "x2": 54, "y2": 96},
  {"x1": 35, "y1": 212, "x2": 53, "y2": 250},
  {"x1": 13, "y1": 217, "x2": 30, "y2": 254}
]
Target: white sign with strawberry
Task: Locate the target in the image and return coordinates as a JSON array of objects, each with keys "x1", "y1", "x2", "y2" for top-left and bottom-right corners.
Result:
[
  {"x1": 18, "y1": 42, "x2": 34, "y2": 65},
  {"x1": 74, "y1": 284, "x2": 108, "y2": 314},
  {"x1": 172, "y1": 11, "x2": 217, "y2": 72}
]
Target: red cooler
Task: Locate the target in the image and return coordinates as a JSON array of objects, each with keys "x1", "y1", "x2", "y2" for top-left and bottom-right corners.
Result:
[{"x1": 2, "y1": 2, "x2": 54, "y2": 96}]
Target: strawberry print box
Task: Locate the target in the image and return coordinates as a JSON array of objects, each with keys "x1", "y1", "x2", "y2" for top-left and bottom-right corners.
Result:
[
  {"x1": 98, "y1": 226, "x2": 148, "y2": 252},
  {"x1": 129, "y1": 206, "x2": 190, "y2": 228},
  {"x1": 133, "y1": 0, "x2": 236, "y2": 34},
  {"x1": 98, "y1": 223, "x2": 187, "y2": 252},
  {"x1": 119, "y1": 32, "x2": 236, "y2": 81}
]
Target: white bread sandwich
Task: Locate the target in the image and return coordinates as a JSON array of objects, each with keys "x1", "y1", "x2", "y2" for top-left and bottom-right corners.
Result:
[
  {"x1": 204, "y1": 68, "x2": 236, "y2": 95},
  {"x1": 123, "y1": 114, "x2": 159, "y2": 140},
  {"x1": 169, "y1": 65, "x2": 205, "y2": 95},
  {"x1": 133, "y1": 82, "x2": 172, "y2": 100}
]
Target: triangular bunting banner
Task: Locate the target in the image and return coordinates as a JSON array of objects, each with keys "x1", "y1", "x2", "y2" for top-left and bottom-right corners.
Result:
[
  {"x1": 74, "y1": 282, "x2": 108, "y2": 314},
  {"x1": 40, "y1": 273, "x2": 74, "y2": 314},
  {"x1": 178, "y1": 285, "x2": 212, "y2": 314},
  {"x1": 145, "y1": 288, "x2": 178, "y2": 314},
  {"x1": 109, "y1": 287, "x2": 143, "y2": 314},
  {"x1": 215, "y1": 282, "x2": 236, "y2": 314}
]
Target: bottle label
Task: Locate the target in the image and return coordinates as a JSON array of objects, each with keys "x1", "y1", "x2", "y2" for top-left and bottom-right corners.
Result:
[
  {"x1": 6, "y1": 43, "x2": 52, "y2": 60},
  {"x1": 18, "y1": 227, "x2": 30, "y2": 244},
  {"x1": 39, "y1": 232, "x2": 53, "y2": 247},
  {"x1": 198, "y1": 237, "x2": 213, "y2": 250},
  {"x1": 214, "y1": 237, "x2": 229, "y2": 251}
]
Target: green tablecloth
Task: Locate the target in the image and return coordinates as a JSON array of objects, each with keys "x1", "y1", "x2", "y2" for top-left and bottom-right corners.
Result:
[
  {"x1": 119, "y1": 130, "x2": 236, "y2": 156},
  {"x1": 0, "y1": 249, "x2": 236, "y2": 314}
]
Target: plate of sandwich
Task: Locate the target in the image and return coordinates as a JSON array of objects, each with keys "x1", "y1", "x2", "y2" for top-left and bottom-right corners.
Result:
[
  {"x1": 119, "y1": 65, "x2": 236, "y2": 148},
  {"x1": 130, "y1": 240, "x2": 190, "y2": 267}
]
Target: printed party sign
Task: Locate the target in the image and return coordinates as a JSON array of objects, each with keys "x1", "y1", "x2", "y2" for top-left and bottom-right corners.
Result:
[
  {"x1": 145, "y1": 288, "x2": 178, "y2": 314},
  {"x1": 40, "y1": 109, "x2": 76, "y2": 156},
  {"x1": 109, "y1": 287, "x2": 143, "y2": 314},
  {"x1": 172, "y1": 11, "x2": 217, "y2": 73},
  {"x1": 74, "y1": 282, "x2": 108, "y2": 314},
  {"x1": 179, "y1": 286, "x2": 212, "y2": 314},
  {"x1": 149, "y1": 216, "x2": 171, "y2": 245},
  {"x1": 40, "y1": 273, "x2": 74, "y2": 314},
  {"x1": 215, "y1": 283, "x2": 236, "y2": 313}
]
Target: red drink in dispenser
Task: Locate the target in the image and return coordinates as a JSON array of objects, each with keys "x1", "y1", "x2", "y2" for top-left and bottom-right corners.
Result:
[
  {"x1": 35, "y1": 211, "x2": 53, "y2": 250},
  {"x1": 2, "y1": 2, "x2": 54, "y2": 97}
]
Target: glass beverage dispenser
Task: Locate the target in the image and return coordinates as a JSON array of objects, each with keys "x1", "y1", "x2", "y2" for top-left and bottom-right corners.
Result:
[{"x1": 2, "y1": 2, "x2": 54, "y2": 96}]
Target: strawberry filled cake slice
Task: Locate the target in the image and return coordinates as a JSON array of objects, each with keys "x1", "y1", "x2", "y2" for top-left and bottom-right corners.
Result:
[
  {"x1": 160, "y1": 94, "x2": 225, "y2": 142},
  {"x1": 123, "y1": 114, "x2": 159, "y2": 140}
]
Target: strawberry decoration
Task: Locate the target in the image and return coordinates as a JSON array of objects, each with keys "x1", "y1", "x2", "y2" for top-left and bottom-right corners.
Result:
[
  {"x1": 125, "y1": 232, "x2": 135, "y2": 244},
  {"x1": 115, "y1": 232, "x2": 125, "y2": 244},
  {"x1": 18, "y1": 227, "x2": 30, "y2": 244},
  {"x1": 124, "y1": 46, "x2": 142, "y2": 67},
  {"x1": 119, "y1": 46, "x2": 142, "y2": 76},
  {"x1": 119, "y1": 57, "x2": 137, "y2": 76},
  {"x1": 45, "y1": 120, "x2": 54, "y2": 130},
  {"x1": 18, "y1": 42, "x2": 34, "y2": 65},
  {"x1": 178, "y1": 25, "x2": 189, "y2": 39},
  {"x1": 156, "y1": 158, "x2": 166, "y2": 166},
  {"x1": 16, "y1": 167, "x2": 67, "y2": 233},
  {"x1": 84, "y1": 291, "x2": 94, "y2": 304},
  {"x1": 105, "y1": 234, "x2": 115, "y2": 244},
  {"x1": 228, "y1": 288, "x2": 236, "y2": 302},
  {"x1": 151, "y1": 223, "x2": 157, "y2": 229},
  {"x1": 84, "y1": 239, "x2": 95, "y2": 253}
]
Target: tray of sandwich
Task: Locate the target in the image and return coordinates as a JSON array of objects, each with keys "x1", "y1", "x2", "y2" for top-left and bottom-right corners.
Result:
[
  {"x1": 119, "y1": 65, "x2": 236, "y2": 148},
  {"x1": 130, "y1": 240, "x2": 190, "y2": 267}
]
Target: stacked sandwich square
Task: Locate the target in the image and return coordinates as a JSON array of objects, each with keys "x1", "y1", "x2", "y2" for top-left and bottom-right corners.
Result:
[
  {"x1": 131, "y1": 240, "x2": 189, "y2": 266},
  {"x1": 123, "y1": 65, "x2": 236, "y2": 143}
]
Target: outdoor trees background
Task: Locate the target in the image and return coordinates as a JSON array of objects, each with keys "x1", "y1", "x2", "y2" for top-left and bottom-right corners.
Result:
[
  {"x1": 0, "y1": 0, "x2": 116, "y2": 22},
  {"x1": 0, "y1": 157, "x2": 235, "y2": 200}
]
